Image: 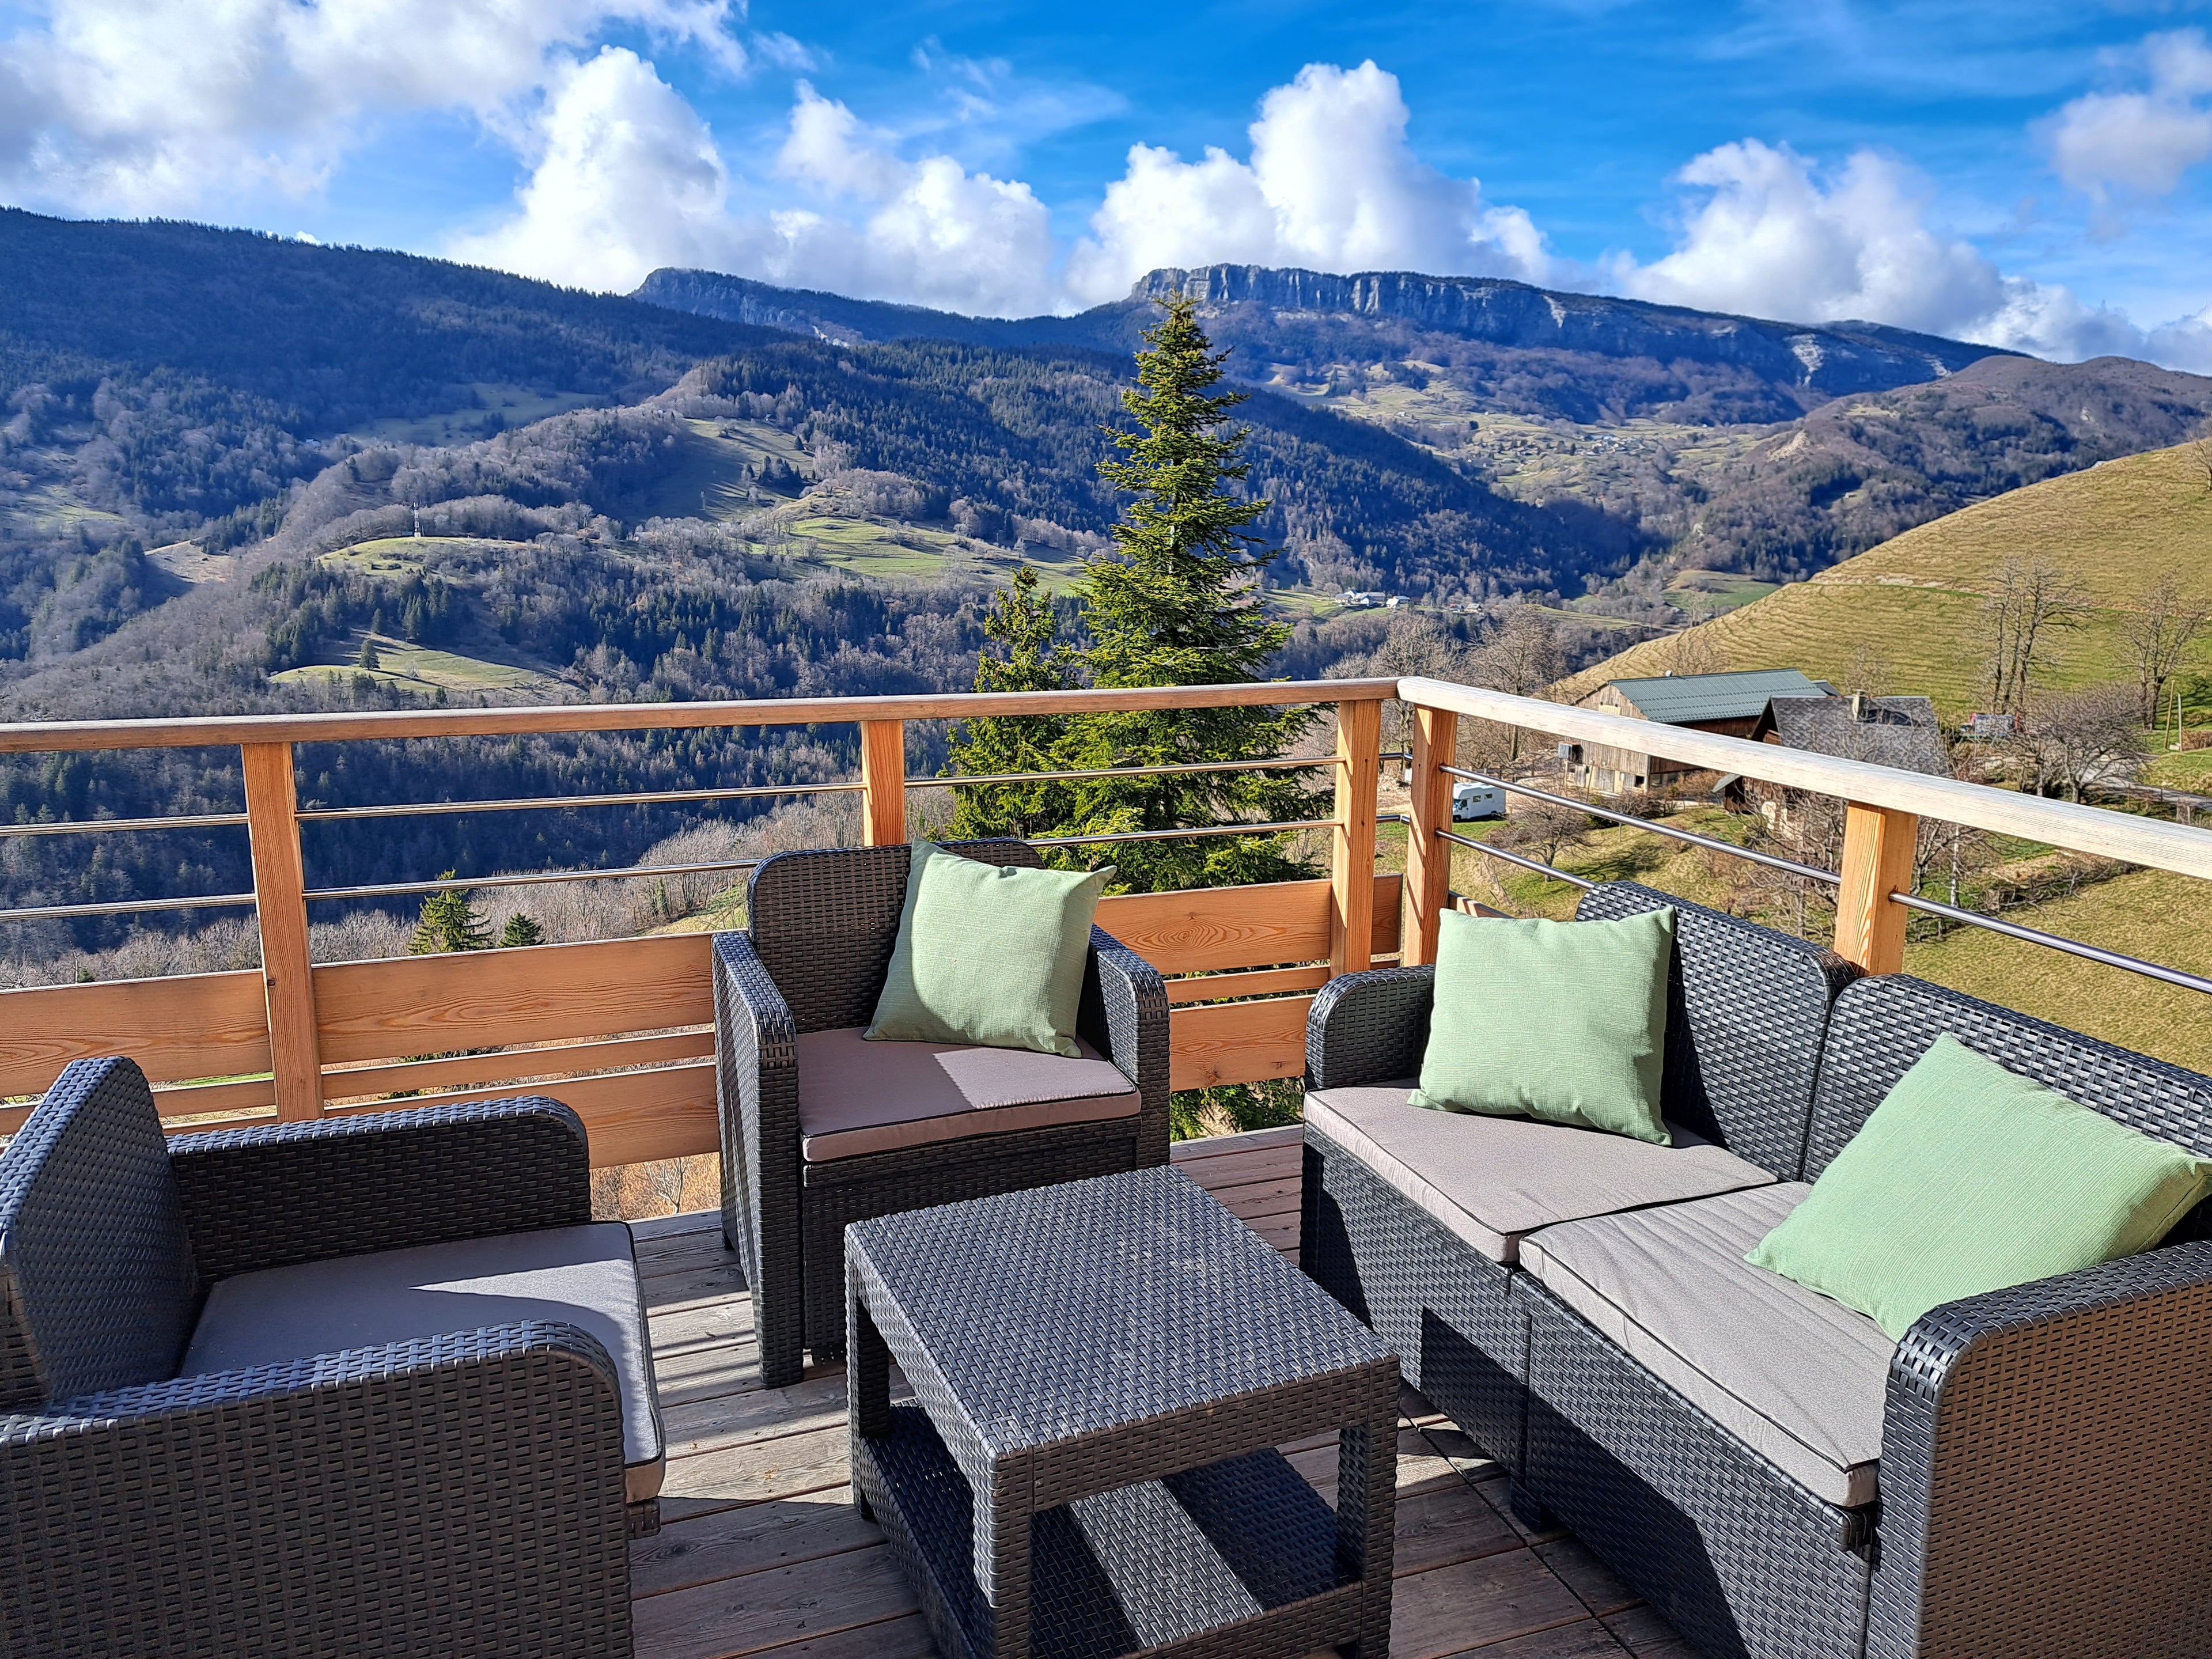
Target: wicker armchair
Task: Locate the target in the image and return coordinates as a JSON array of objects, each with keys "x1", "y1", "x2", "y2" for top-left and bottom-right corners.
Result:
[
  {"x1": 714, "y1": 840, "x2": 1171, "y2": 1388},
  {"x1": 0, "y1": 1057, "x2": 657, "y2": 1659}
]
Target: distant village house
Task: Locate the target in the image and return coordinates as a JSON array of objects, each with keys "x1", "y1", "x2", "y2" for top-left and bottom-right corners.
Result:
[{"x1": 1567, "y1": 669, "x2": 1834, "y2": 794}]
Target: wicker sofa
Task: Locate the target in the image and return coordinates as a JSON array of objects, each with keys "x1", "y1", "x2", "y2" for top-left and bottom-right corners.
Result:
[
  {"x1": 1302, "y1": 881, "x2": 2212, "y2": 1659},
  {"x1": 0, "y1": 1058, "x2": 657, "y2": 1658},
  {"x1": 714, "y1": 840, "x2": 1171, "y2": 1388}
]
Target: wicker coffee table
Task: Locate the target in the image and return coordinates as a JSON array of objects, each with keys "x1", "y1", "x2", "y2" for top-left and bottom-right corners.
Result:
[{"x1": 845, "y1": 1164, "x2": 1397, "y2": 1659}]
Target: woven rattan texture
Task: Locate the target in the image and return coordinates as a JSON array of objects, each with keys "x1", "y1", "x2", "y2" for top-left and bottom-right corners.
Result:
[
  {"x1": 0, "y1": 1320, "x2": 632, "y2": 1658},
  {"x1": 1305, "y1": 967, "x2": 1432, "y2": 1092},
  {"x1": 1301, "y1": 1130, "x2": 1527, "y2": 1471},
  {"x1": 848, "y1": 1166, "x2": 1389, "y2": 1459},
  {"x1": 170, "y1": 1099, "x2": 593, "y2": 1285},
  {"x1": 1576, "y1": 882, "x2": 1856, "y2": 1179},
  {"x1": 0, "y1": 1056, "x2": 196, "y2": 1406},
  {"x1": 1514, "y1": 1275, "x2": 1869, "y2": 1659},
  {"x1": 847, "y1": 1167, "x2": 1396, "y2": 1659},
  {"x1": 746, "y1": 840, "x2": 1040, "y2": 1035},
  {"x1": 1867, "y1": 1243, "x2": 2212, "y2": 1659},
  {"x1": 1805, "y1": 973, "x2": 2212, "y2": 1181},
  {"x1": 717, "y1": 841, "x2": 1169, "y2": 1387}
]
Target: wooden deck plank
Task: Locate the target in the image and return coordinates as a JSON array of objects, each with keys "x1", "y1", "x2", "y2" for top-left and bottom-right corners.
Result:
[{"x1": 632, "y1": 1183, "x2": 1680, "y2": 1659}]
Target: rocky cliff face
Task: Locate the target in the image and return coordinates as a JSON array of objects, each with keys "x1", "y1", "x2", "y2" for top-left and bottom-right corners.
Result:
[{"x1": 1132, "y1": 265, "x2": 2009, "y2": 399}]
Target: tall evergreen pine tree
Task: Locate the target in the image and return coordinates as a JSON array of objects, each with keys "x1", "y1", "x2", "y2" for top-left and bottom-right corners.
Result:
[
  {"x1": 947, "y1": 296, "x2": 1318, "y2": 892},
  {"x1": 409, "y1": 872, "x2": 492, "y2": 954}
]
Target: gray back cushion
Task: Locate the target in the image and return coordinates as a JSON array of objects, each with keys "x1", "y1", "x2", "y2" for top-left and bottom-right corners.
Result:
[
  {"x1": 1577, "y1": 882, "x2": 1858, "y2": 1180},
  {"x1": 747, "y1": 840, "x2": 1040, "y2": 1034},
  {"x1": 1808, "y1": 978, "x2": 2212, "y2": 1228},
  {"x1": 0, "y1": 1056, "x2": 196, "y2": 1404}
]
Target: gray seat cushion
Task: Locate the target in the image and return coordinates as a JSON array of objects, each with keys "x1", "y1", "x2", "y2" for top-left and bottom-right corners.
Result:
[
  {"x1": 797, "y1": 1027, "x2": 1139, "y2": 1162},
  {"x1": 1521, "y1": 1184, "x2": 1895, "y2": 1507},
  {"x1": 181, "y1": 1222, "x2": 662, "y2": 1503},
  {"x1": 1305, "y1": 1082, "x2": 1775, "y2": 1264}
]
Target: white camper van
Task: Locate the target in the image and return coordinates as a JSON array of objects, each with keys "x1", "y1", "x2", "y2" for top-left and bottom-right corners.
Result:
[{"x1": 1451, "y1": 780, "x2": 1506, "y2": 821}]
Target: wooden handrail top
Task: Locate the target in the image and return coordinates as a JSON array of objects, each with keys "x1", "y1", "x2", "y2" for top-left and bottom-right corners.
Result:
[
  {"x1": 1398, "y1": 676, "x2": 2212, "y2": 883},
  {"x1": 0, "y1": 679, "x2": 1400, "y2": 755}
]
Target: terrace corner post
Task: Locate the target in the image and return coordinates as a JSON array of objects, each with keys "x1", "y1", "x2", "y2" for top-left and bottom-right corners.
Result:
[
  {"x1": 241, "y1": 741, "x2": 324, "y2": 1120},
  {"x1": 860, "y1": 719, "x2": 907, "y2": 847},
  {"x1": 1332, "y1": 699, "x2": 1382, "y2": 977},
  {"x1": 1835, "y1": 801, "x2": 1919, "y2": 975},
  {"x1": 1402, "y1": 704, "x2": 1458, "y2": 968}
]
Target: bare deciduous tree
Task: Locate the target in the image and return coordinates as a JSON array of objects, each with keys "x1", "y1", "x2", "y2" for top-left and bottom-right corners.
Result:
[
  {"x1": 1468, "y1": 603, "x2": 1566, "y2": 764},
  {"x1": 1999, "y1": 683, "x2": 2146, "y2": 800},
  {"x1": 1982, "y1": 558, "x2": 2086, "y2": 713},
  {"x1": 2119, "y1": 573, "x2": 2209, "y2": 725}
]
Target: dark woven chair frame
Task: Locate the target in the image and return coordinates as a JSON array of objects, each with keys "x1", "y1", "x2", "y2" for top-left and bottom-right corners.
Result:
[
  {"x1": 1506, "y1": 974, "x2": 2212, "y2": 1659},
  {"x1": 1300, "y1": 882, "x2": 1854, "y2": 1495},
  {"x1": 0, "y1": 1062, "x2": 642, "y2": 1657},
  {"x1": 715, "y1": 840, "x2": 1171, "y2": 1388}
]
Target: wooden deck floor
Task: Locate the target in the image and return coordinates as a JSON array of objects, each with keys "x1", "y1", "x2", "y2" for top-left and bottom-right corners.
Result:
[{"x1": 627, "y1": 1127, "x2": 1691, "y2": 1659}]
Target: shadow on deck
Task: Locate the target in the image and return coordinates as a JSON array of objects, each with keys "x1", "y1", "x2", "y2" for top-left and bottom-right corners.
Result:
[{"x1": 627, "y1": 1128, "x2": 1691, "y2": 1659}]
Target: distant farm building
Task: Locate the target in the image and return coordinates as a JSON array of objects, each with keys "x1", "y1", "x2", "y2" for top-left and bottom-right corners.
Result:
[
  {"x1": 1567, "y1": 668, "x2": 1834, "y2": 794},
  {"x1": 1728, "y1": 692, "x2": 1953, "y2": 827}
]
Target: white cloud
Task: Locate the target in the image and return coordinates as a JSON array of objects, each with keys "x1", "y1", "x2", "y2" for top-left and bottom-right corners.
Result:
[
  {"x1": 457, "y1": 72, "x2": 1059, "y2": 312},
  {"x1": 1065, "y1": 62, "x2": 1554, "y2": 304},
  {"x1": 1606, "y1": 138, "x2": 2158, "y2": 363},
  {"x1": 2146, "y1": 305, "x2": 2212, "y2": 374},
  {"x1": 0, "y1": 0, "x2": 747, "y2": 214},
  {"x1": 2047, "y1": 31, "x2": 2212, "y2": 201}
]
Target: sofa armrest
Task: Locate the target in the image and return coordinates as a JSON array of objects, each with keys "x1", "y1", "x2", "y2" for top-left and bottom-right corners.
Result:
[
  {"x1": 1080, "y1": 924, "x2": 1172, "y2": 1168},
  {"x1": 1307, "y1": 966, "x2": 1435, "y2": 1090},
  {"x1": 712, "y1": 930, "x2": 804, "y2": 1383},
  {"x1": 1866, "y1": 1241, "x2": 2212, "y2": 1659},
  {"x1": 169, "y1": 1097, "x2": 592, "y2": 1285},
  {"x1": 0, "y1": 1320, "x2": 632, "y2": 1656}
]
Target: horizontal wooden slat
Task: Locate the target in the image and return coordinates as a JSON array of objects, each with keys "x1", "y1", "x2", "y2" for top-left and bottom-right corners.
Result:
[
  {"x1": 1101, "y1": 874, "x2": 1398, "y2": 978},
  {"x1": 1168, "y1": 995, "x2": 1313, "y2": 1092},
  {"x1": 1165, "y1": 965, "x2": 1331, "y2": 1005},
  {"x1": 154, "y1": 1077, "x2": 277, "y2": 1118},
  {"x1": 1168, "y1": 1123, "x2": 1306, "y2": 1161},
  {"x1": 326, "y1": 1060, "x2": 718, "y2": 1168},
  {"x1": 322, "y1": 1029, "x2": 714, "y2": 1102},
  {"x1": 0, "y1": 679, "x2": 1398, "y2": 755},
  {"x1": 314, "y1": 935, "x2": 713, "y2": 1065},
  {"x1": 0, "y1": 968, "x2": 271, "y2": 1099}
]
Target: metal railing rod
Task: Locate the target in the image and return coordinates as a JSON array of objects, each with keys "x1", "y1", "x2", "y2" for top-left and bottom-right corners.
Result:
[
  {"x1": 1028, "y1": 819, "x2": 1334, "y2": 849},
  {"x1": 0, "y1": 811, "x2": 250, "y2": 839},
  {"x1": 907, "y1": 756, "x2": 1345, "y2": 790},
  {"x1": 1889, "y1": 892, "x2": 2212, "y2": 997},
  {"x1": 304, "y1": 859, "x2": 762, "y2": 904},
  {"x1": 297, "y1": 782, "x2": 861, "y2": 823},
  {"x1": 1435, "y1": 828, "x2": 1597, "y2": 890},
  {"x1": 0, "y1": 891, "x2": 260, "y2": 922},
  {"x1": 1438, "y1": 765, "x2": 1840, "y2": 887}
]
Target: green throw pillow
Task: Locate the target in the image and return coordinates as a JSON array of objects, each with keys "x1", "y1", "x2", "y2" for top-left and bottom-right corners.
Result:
[
  {"x1": 1748, "y1": 1034, "x2": 2212, "y2": 1340},
  {"x1": 865, "y1": 844, "x2": 1113, "y2": 1058},
  {"x1": 1408, "y1": 906, "x2": 1675, "y2": 1145}
]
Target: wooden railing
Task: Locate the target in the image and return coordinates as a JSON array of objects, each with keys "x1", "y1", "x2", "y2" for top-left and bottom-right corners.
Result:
[
  {"x1": 7, "y1": 673, "x2": 2207, "y2": 1165},
  {"x1": 0, "y1": 681, "x2": 1399, "y2": 1161}
]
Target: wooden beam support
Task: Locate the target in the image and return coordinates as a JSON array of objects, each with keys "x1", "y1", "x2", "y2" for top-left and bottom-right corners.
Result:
[
  {"x1": 859, "y1": 719, "x2": 907, "y2": 847},
  {"x1": 1331, "y1": 699, "x2": 1382, "y2": 978},
  {"x1": 1402, "y1": 704, "x2": 1459, "y2": 967},
  {"x1": 241, "y1": 742, "x2": 322, "y2": 1120},
  {"x1": 1834, "y1": 801, "x2": 1918, "y2": 975}
]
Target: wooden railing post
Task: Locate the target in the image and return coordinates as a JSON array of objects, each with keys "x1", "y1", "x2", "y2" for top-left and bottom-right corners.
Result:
[
  {"x1": 241, "y1": 742, "x2": 322, "y2": 1120},
  {"x1": 1331, "y1": 699, "x2": 1382, "y2": 977},
  {"x1": 1834, "y1": 801, "x2": 1918, "y2": 975},
  {"x1": 860, "y1": 719, "x2": 908, "y2": 847},
  {"x1": 1402, "y1": 704, "x2": 1458, "y2": 967}
]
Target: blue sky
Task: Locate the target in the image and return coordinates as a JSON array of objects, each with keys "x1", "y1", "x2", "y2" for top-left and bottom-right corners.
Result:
[{"x1": 3, "y1": 1, "x2": 2211, "y2": 364}]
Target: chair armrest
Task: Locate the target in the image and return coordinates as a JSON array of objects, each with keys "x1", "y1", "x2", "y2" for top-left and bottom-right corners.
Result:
[
  {"x1": 0, "y1": 1320, "x2": 631, "y2": 1656},
  {"x1": 1081, "y1": 924, "x2": 1172, "y2": 1168},
  {"x1": 169, "y1": 1097, "x2": 592, "y2": 1284},
  {"x1": 1307, "y1": 966, "x2": 1434, "y2": 1090},
  {"x1": 713, "y1": 930, "x2": 803, "y2": 1378},
  {"x1": 1866, "y1": 1241, "x2": 2212, "y2": 1659}
]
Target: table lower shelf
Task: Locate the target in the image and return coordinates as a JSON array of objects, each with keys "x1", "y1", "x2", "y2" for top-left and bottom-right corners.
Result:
[{"x1": 853, "y1": 1404, "x2": 1365, "y2": 1659}]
